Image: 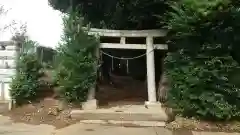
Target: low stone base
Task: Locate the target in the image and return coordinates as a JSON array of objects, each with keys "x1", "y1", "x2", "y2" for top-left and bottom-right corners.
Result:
[
  {"x1": 82, "y1": 99, "x2": 98, "y2": 110},
  {"x1": 79, "y1": 120, "x2": 166, "y2": 127},
  {"x1": 71, "y1": 104, "x2": 168, "y2": 122},
  {"x1": 0, "y1": 100, "x2": 11, "y2": 113}
]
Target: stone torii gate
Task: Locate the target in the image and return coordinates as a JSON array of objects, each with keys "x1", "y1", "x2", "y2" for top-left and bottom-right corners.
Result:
[{"x1": 83, "y1": 28, "x2": 168, "y2": 109}]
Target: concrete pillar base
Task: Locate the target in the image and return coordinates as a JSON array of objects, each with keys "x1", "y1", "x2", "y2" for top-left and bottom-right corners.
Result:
[
  {"x1": 144, "y1": 101, "x2": 163, "y2": 109},
  {"x1": 82, "y1": 99, "x2": 98, "y2": 110}
]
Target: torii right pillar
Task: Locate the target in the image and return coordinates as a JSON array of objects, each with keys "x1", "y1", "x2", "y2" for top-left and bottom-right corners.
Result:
[{"x1": 145, "y1": 36, "x2": 161, "y2": 108}]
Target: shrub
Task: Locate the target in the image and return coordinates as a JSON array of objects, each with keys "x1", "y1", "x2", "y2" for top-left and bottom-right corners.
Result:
[
  {"x1": 165, "y1": 46, "x2": 240, "y2": 121},
  {"x1": 10, "y1": 40, "x2": 43, "y2": 105},
  {"x1": 164, "y1": 0, "x2": 240, "y2": 121},
  {"x1": 55, "y1": 10, "x2": 99, "y2": 103}
]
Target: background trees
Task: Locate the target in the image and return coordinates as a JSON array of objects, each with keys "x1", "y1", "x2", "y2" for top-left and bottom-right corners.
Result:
[
  {"x1": 49, "y1": 0, "x2": 240, "y2": 120},
  {"x1": 49, "y1": 0, "x2": 167, "y2": 29}
]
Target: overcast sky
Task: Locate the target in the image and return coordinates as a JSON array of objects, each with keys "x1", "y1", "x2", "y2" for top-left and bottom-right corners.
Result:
[{"x1": 0, "y1": 0, "x2": 63, "y2": 49}]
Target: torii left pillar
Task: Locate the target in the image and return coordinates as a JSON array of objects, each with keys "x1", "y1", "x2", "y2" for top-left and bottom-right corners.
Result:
[{"x1": 82, "y1": 46, "x2": 99, "y2": 110}]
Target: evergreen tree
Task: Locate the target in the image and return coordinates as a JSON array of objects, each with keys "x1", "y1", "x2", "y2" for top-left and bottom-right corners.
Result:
[
  {"x1": 10, "y1": 40, "x2": 43, "y2": 105},
  {"x1": 55, "y1": 10, "x2": 99, "y2": 103}
]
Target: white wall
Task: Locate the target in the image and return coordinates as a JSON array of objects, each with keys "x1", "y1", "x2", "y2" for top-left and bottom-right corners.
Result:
[
  {"x1": 0, "y1": 0, "x2": 64, "y2": 49},
  {"x1": 0, "y1": 41, "x2": 18, "y2": 101}
]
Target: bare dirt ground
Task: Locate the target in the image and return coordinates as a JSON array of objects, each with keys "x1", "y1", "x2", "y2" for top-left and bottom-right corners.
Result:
[
  {"x1": 0, "y1": 80, "x2": 148, "y2": 129},
  {"x1": 2, "y1": 97, "x2": 240, "y2": 132},
  {"x1": 1, "y1": 71, "x2": 240, "y2": 132},
  {"x1": 1, "y1": 98, "x2": 78, "y2": 129},
  {"x1": 2, "y1": 95, "x2": 240, "y2": 132},
  {"x1": 166, "y1": 116, "x2": 240, "y2": 132}
]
